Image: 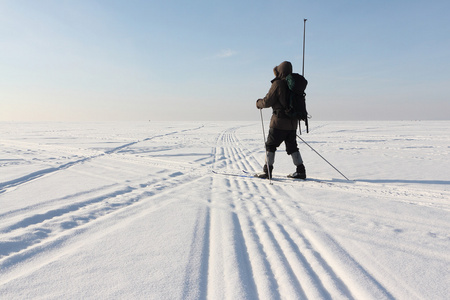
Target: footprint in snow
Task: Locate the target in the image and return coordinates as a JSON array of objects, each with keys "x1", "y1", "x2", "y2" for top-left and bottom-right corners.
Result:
[{"x1": 169, "y1": 172, "x2": 183, "y2": 177}]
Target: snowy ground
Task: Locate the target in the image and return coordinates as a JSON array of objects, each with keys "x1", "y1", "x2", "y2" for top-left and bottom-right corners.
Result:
[{"x1": 0, "y1": 121, "x2": 449, "y2": 299}]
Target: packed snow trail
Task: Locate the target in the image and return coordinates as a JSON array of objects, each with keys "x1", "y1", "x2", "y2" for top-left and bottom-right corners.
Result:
[{"x1": 0, "y1": 121, "x2": 449, "y2": 299}]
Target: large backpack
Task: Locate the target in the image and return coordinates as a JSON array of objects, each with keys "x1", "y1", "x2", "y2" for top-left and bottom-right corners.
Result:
[{"x1": 284, "y1": 73, "x2": 309, "y2": 133}]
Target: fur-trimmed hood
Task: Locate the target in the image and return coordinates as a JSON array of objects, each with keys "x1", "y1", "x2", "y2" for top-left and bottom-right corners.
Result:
[{"x1": 273, "y1": 61, "x2": 293, "y2": 80}]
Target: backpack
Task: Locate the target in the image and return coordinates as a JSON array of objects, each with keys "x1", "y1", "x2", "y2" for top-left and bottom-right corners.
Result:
[{"x1": 284, "y1": 73, "x2": 309, "y2": 133}]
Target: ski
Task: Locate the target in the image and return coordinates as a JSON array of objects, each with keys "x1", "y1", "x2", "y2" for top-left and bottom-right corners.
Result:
[
  {"x1": 277, "y1": 176, "x2": 325, "y2": 184},
  {"x1": 243, "y1": 170, "x2": 325, "y2": 183},
  {"x1": 211, "y1": 170, "x2": 255, "y2": 178},
  {"x1": 212, "y1": 169, "x2": 327, "y2": 184}
]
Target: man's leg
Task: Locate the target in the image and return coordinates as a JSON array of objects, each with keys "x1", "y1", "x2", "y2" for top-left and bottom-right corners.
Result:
[
  {"x1": 257, "y1": 128, "x2": 283, "y2": 178},
  {"x1": 285, "y1": 130, "x2": 306, "y2": 179}
]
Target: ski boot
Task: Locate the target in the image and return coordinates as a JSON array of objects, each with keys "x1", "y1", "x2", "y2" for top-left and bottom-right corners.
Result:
[
  {"x1": 288, "y1": 164, "x2": 306, "y2": 179},
  {"x1": 255, "y1": 165, "x2": 273, "y2": 179}
]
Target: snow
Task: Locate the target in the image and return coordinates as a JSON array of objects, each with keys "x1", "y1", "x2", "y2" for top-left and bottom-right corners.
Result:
[{"x1": 0, "y1": 121, "x2": 449, "y2": 299}]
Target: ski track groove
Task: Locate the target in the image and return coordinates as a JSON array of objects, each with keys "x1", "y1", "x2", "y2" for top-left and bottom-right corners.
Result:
[
  {"x1": 0, "y1": 124, "x2": 209, "y2": 270},
  {"x1": 0, "y1": 183, "x2": 118, "y2": 220},
  {"x1": 213, "y1": 126, "x2": 314, "y2": 299},
  {"x1": 259, "y1": 177, "x2": 395, "y2": 299},
  {"x1": 209, "y1": 127, "x2": 335, "y2": 299},
  {"x1": 234, "y1": 197, "x2": 281, "y2": 298},
  {"x1": 0, "y1": 170, "x2": 203, "y2": 270},
  {"x1": 272, "y1": 176, "x2": 450, "y2": 212},
  {"x1": 227, "y1": 124, "x2": 449, "y2": 212},
  {"x1": 211, "y1": 126, "x2": 396, "y2": 299},
  {"x1": 255, "y1": 191, "x2": 355, "y2": 299},
  {"x1": 206, "y1": 127, "x2": 258, "y2": 299},
  {"x1": 0, "y1": 125, "x2": 204, "y2": 194},
  {"x1": 181, "y1": 199, "x2": 210, "y2": 300},
  {"x1": 0, "y1": 173, "x2": 209, "y2": 288},
  {"x1": 244, "y1": 194, "x2": 310, "y2": 299}
]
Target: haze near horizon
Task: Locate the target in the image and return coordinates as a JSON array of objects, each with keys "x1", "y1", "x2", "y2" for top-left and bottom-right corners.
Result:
[{"x1": 1, "y1": 0, "x2": 449, "y2": 122}]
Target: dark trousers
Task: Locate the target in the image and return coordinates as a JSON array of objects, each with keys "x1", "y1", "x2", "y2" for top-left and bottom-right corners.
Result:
[{"x1": 265, "y1": 128, "x2": 299, "y2": 154}]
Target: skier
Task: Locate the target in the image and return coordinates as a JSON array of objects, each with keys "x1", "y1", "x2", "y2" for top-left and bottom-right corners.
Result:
[{"x1": 255, "y1": 61, "x2": 306, "y2": 179}]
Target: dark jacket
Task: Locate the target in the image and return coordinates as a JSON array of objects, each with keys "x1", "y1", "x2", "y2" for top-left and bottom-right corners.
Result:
[{"x1": 256, "y1": 61, "x2": 298, "y2": 131}]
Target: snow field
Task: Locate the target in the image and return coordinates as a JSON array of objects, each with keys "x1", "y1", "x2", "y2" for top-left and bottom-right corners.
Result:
[{"x1": 0, "y1": 121, "x2": 449, "y2": 299}]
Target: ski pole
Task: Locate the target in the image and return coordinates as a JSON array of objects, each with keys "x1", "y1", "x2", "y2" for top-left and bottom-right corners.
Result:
[
  {"x1": 297, "y1": 134, "x2": 351, "y2": 181},
  {"x1": 260, "y1": 109, "x2": 273, "y2": 184}
]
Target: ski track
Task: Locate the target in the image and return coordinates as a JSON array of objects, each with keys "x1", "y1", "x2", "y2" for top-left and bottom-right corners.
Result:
[
  {"x1": 1, "y1": 122, "x2": 448, "y2": 299},
  {"x1": 0, "y1": 170, "x2": 201, "y2": 270},
  {"x1": 0, "y1": 125, "x2": 204, "y2": 194},
  {"x1": 199, "y1": 126, "x2": 393, "y2": 299},
  {"x1": 0, "y1": 125, "x2": 206, "y2": 269}
]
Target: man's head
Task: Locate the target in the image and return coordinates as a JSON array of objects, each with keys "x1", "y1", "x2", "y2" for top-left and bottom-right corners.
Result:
[{"x1": 273, "y1": 61, "x2": 293, "y2": 79}]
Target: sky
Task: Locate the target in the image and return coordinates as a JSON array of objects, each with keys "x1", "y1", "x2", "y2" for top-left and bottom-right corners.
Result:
[{"x1": 1, "y1": 0, "x2": 449, "y2": 122}]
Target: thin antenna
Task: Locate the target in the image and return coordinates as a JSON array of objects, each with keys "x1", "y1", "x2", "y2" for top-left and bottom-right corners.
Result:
[{"x1": 302, "y1": 19, "x2": 307, "y2": 76}]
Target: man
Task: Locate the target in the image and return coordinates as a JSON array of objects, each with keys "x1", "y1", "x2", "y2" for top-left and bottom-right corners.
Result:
[{"x1": 255, "y1": 61, "x2": 306, "y2": 179}]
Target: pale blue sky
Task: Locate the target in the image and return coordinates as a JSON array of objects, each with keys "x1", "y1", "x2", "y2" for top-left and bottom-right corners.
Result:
[{"x1": 1, "y1": 0, "x2": 449, "y2": 121}]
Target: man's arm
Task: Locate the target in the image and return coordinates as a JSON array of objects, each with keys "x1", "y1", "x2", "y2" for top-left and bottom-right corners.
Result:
[{"x1": 256, "y1": 81, "x2": 279, "y2": 109}]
